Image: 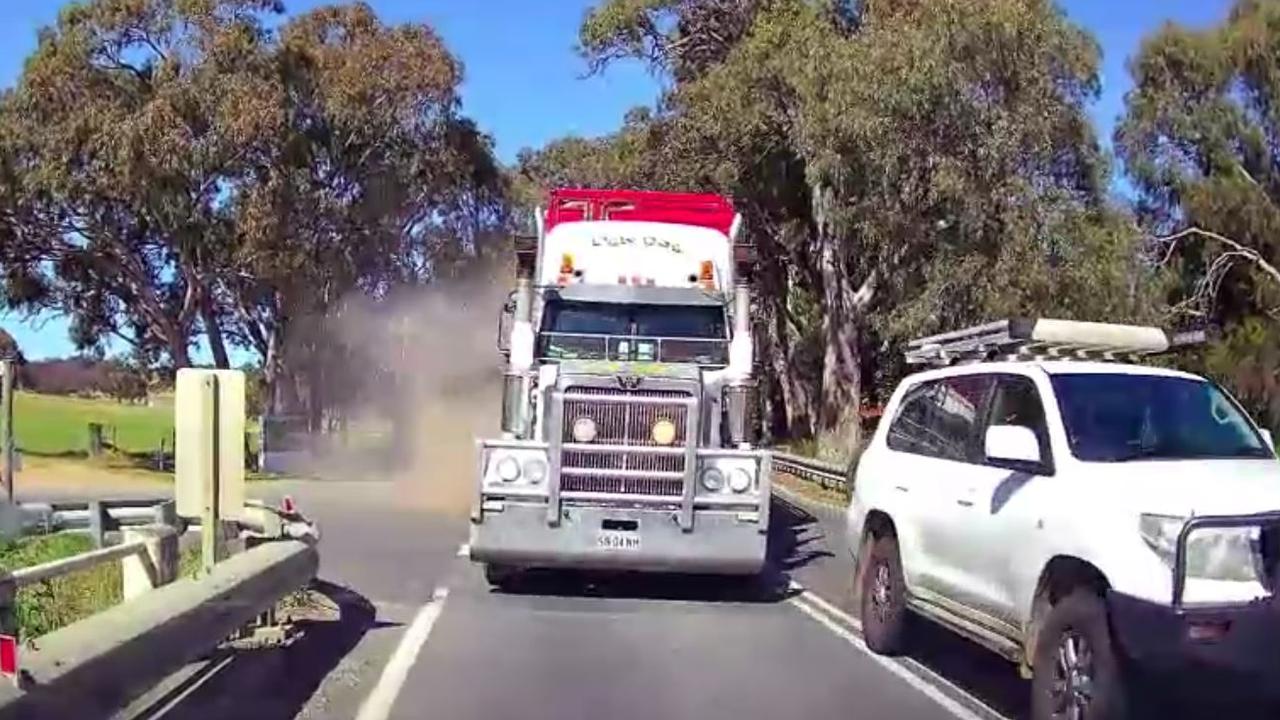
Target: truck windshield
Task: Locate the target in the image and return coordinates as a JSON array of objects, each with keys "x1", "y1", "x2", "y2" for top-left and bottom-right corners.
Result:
[
  {"x1": 539, "y1": 301, "x2": 729, "y2": 365},
  {"x1": 1050, "y1": 374, "x2": 1274, "y2": 462}
]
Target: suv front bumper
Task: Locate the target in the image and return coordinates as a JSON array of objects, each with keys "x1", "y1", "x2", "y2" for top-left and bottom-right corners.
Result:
[{"x1": 470, "y1": 501, "x2": 767, "y2": 574}]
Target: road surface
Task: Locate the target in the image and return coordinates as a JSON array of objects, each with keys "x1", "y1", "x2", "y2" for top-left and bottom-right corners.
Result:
[{"x1": 27, "y1": 479, "x2": 1274, "y2": 719}]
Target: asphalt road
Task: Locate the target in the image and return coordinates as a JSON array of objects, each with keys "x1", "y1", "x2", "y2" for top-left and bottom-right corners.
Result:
[{"x1": 29, "y1": 478, "x2": 1275, "y2": 720}]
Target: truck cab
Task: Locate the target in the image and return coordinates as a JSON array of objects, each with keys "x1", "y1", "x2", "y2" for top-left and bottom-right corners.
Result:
[{"x1": 470, "y1": 189, "x2": 771, "y2": 584}]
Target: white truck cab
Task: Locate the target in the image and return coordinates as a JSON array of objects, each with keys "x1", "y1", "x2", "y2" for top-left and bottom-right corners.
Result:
[{"x1": 847, "y1": 318, "x2": 1280, "y2": 719}]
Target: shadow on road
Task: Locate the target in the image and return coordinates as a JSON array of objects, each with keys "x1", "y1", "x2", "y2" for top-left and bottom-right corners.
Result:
[{"x1": 138, "y1": 579, "x2": 395, "y2": 720}]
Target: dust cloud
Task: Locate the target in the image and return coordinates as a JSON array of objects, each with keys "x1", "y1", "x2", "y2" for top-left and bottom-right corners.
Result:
[{"x1": 309, "y1": 256, "x2": 511, "y2": 516}]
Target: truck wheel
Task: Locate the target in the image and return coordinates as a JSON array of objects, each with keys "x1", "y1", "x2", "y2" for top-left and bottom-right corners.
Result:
[
  {"x1": 859, "y1": 533, "x2": 907, "y2": 654},
  {"x1": 483, "y1": 563, "x2": 518, "y2": 590},
  {"x1": 1031, "y1": 590, "x2": 1128, "y2": 720}
]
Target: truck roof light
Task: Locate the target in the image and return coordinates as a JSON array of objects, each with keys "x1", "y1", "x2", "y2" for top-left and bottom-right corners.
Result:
[{"x1": 560, "y1": 253, "x2": 574, "y2": 274}]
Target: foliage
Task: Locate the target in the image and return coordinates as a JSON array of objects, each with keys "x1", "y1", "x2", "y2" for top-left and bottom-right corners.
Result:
[
  {"x1": 0, "y1": 533, "x2": 121, "y2": 640},
  {"x1": 525, "y1": 0, "x2": 1156, "y2": 447},
  {"x1": 0, "y1": 0, "x2": 507, "y2": 425},
  {"x1": 1116, "y1": 0, "x2": 1280, "y2": 431},
  {"x1": 0, "y1": 327, "x2": 21, "y2": 363}
]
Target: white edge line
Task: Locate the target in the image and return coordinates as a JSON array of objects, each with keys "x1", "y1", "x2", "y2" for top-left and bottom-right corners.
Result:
[
  {"x1": 788, "y1": 593, "x2": 988, "y2": 720},
  {"x1": 790, "y1": 582, "x2": 1009, "y2": 719},
  {"x1": 355, "y1": 587, "x2": 450, "y2": 720}
]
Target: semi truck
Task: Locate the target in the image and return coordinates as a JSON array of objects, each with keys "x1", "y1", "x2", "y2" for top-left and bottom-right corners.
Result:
[{"x1": 469, "y1": 188, "x2": 772, "y2": 585}]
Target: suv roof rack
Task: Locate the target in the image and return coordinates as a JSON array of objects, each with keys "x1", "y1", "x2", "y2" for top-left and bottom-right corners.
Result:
[{"x1": 905, "y1": 318, "x2": 1207, "y2": 367}]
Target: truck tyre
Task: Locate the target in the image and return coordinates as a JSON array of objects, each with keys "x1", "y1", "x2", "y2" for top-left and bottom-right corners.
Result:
[
  {"x1": 1031, "y1": 590, "x2": 1128, "y2": 720},
  {"x1": 484, "y1": 563, "x2": 518, "y2": 590},
  {"x1": 860, "y1": 532, "x2": 907, "y2": 654}
]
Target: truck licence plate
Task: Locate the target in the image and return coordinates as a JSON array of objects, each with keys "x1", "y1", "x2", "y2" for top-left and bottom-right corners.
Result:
[{"x1": 597, "y1": 530, "x2": 641, "y2": 551}]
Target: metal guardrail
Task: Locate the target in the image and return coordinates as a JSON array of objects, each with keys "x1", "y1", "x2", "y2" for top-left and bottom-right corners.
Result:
[
  {"x1": 7, "y1": 539, "x2": 148, "y2": 587},
  {"x1": 772, "y1": 452, "x2": 849, "y2": 492}
]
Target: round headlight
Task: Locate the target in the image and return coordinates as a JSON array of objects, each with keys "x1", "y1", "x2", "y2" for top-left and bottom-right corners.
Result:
[
  {"x1": 522, "y1": 457, "x2": 548, "y2": 484},
  {"x1": 495, "y1": 455, "x2": 521, "y2": 482},
  {"x1": 728, "y1": 468, "x2": 752, "y2": 493},
  {"x1": 700, "y1": 467, "x2": 725, "y2": 492},
  {"x1": 651, "y1": 418, "x2": 677, "y2": 446},
  {"x1": 572, "y1": 417, "x2": 598, "y2": 443}
]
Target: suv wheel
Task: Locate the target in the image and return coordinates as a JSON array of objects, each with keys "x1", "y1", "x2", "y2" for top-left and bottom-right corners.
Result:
[
  {"x1": 1031, "y1": 590, "x2": 1127, "y2": 720},
  {"x1": 859, "y1": 533, "x2": 907, "y2": 654}
]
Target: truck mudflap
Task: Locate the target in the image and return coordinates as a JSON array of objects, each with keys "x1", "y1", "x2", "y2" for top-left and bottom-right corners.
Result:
[{"x1": 470, "y1": 502, "x2": 767, "y2": 575}]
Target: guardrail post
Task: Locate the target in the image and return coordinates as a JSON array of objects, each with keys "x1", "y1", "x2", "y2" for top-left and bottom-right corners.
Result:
[
  {"x1": 121, "y1": 526, "x2": 178, "y2": 602},
  {"x1": 0, "y1": 573, "x2": 15, "y2": 638},
  {"x1": 1, "y1": 359, "x2": 13, "y2": 505},
  {"x1": 87, "y1": 501, "x2": 115, "y2": 549}
]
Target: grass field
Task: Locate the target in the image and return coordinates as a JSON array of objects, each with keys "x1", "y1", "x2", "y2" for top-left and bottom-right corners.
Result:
[{"x1": 13, "y1": 392, "x2": 174, "y2": 457}]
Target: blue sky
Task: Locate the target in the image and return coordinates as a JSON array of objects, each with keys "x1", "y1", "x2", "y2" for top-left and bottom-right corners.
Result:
[{"x1": 0, "y1": 0, "x2": 1232, "y2": 361}]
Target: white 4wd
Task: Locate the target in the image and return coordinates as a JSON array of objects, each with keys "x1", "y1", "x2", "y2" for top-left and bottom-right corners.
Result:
[{"x1": 847, "y1": 319, "x2": 1280, "y2": 719}]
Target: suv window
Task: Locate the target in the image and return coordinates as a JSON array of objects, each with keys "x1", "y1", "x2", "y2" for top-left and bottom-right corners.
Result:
[
  {"x1": 887, "y1": 375, "x2": 993, "y2": 463},
  {"x1": 984, "y1": 375, "x2": 1053, "y2": 472}
]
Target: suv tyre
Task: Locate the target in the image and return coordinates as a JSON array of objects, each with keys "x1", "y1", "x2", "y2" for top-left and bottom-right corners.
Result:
[
  {"x1": 1030, "y1": 590, "x2": 1128, "y2": 720},
  {"x1": 860, "y1": 532, "x2": 907, "y2": 654}
]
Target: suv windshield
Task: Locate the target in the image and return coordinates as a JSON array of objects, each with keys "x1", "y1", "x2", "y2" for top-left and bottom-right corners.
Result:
[
  {"x1": 1051, "y1": 373, "x2": 1273, "y2": 462},
  {"x1": 539, "y1": 300, "x2": 729, "y2": 365}
]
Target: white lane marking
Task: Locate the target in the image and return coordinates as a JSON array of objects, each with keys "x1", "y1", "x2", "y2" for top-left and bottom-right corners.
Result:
[
  {"x1": 789, "y1": 582, "x2": 1008, "y2": 718},
  {"x1": 456, "y1": 543, "x2": 470, "y2": 557},
  {"x1": 789, "y1": 580, "x2": 862, "y2": 630},
  {"x1": 788, "y1": 594, "x2": 990, "y2": 720},
  {"x1": 355, "y1": 587, "x2": 450, "y2": 720}
]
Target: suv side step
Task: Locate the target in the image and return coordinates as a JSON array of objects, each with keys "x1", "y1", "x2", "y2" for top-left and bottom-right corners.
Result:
[{"x1": 906, "y1": 594, "x2": 1024, "y2": 665}]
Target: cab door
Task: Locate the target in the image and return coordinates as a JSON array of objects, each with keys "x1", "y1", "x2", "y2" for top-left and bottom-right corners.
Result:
[
  {"x1": 930, "y1": 373, "x2": 1055, "y2": 626},
  {"x1": 880, "y1": 374, "x2": 995, "y2": 599}
]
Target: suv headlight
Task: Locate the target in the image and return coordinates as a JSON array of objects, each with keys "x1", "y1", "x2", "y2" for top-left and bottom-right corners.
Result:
[{"x1": 1140, "y1": 514, "x2": 1262, "y2": 582}]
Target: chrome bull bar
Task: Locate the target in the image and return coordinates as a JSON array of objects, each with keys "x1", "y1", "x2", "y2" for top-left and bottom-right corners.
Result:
[
  {"x1": 1172, "y1": 511, "x2": 1280, "y2": 611},
  {"x1": 475, "y1": 437, "x2": 771, "y2": 535}
]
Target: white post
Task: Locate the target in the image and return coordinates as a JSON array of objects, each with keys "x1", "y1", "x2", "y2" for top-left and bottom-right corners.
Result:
[
  {"x1": 121, "y1": 525, "x2": 179, "y2": 601},
  {"x1": 1, "y1": 360, "x2": 13, "y2": 504}
]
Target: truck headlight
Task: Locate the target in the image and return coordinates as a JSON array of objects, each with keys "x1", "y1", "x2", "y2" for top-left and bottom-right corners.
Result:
[
  {"x1": 495, "y1": 455, "x2": 521, "y2": 483},
  {"x1": 572, "y1": 417, "x2": 597, "y2": 443},
  {"x1": 651, "y1": 418, "x2": 677, "y2": 446},
  {"x1": 728, "y1": 468, "x2": 752, "y2": 493},
  {"x1": 1140, "y1": 514, "x2": 1262, "y2": 582},
  {"x1": 701, "y1": 467, "x2": 725, "y2": 491}
]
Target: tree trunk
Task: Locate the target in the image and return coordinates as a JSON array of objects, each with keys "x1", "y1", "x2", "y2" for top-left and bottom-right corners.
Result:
[
  {"x1": 201, "y1": 294, "x2": 231, "y2": 369},
  {"x1": 813, "y1": 182, "x2": 863, "y2": 454}
]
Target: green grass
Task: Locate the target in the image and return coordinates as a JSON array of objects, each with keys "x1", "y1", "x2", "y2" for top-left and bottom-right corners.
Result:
[
  {"x1": 0, "y1": 534, "x2": 121, "y2": 639},
  {"x1": 0, "y1": 533, "x2": 203, "y2": 640},
  {"x1": 13, "y1": 392, "x2": 174, "y2": 457}
]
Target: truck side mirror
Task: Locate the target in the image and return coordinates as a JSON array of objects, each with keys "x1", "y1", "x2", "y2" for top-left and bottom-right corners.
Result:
[{"x1": 496, "y1": 291, "x2": 516, "y2": 358}]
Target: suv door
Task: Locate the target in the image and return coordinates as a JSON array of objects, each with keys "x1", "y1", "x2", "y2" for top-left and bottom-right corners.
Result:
[
  {"x1": 883, "y1": 373, "x2": 995, "y2": 600},
  {"x1": 929, "y1": 373, "x2": 1054, "y2": 626}
]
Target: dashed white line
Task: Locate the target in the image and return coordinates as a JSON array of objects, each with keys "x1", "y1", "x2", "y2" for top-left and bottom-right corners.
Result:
[
  {"x1": 355, "y1": 587, "x2": 450, "y2": 720},
  {"x1": 788, "y1": 593, "x2": 988, "y2": 720}
]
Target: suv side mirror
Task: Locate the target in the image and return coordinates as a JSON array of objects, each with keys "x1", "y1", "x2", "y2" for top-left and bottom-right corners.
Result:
[
  {"x1": 1261, "y1": 429, "x2": 1275, "y2": 452},
  {"x1": 985, "y1": 425, "x2": 1041, "y2": 465}
]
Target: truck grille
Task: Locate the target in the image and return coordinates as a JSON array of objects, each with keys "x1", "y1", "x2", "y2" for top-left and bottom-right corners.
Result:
[{"x1": 560, "y1": 386, "x2": 692, "y2": 497}]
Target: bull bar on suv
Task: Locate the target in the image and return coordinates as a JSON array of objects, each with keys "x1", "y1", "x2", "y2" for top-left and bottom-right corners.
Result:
[{"x1": 1108, "y1": 511, "x2": 1280, "y2": 693}]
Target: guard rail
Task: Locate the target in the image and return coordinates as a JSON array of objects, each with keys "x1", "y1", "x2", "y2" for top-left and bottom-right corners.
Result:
[{"x1": 771, "y1": 452, "x2": 849, "y2": 492}]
